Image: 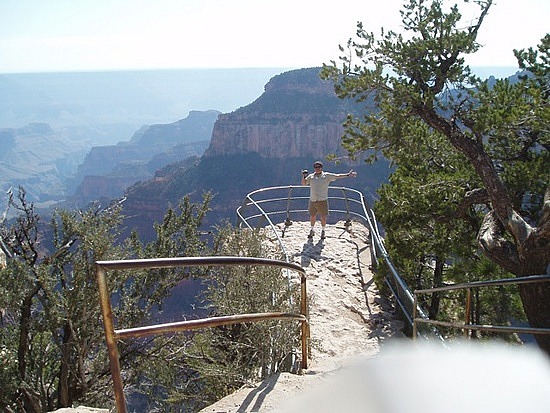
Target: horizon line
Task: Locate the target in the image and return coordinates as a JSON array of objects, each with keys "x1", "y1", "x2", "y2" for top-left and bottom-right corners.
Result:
[{"x1": 0, "y1": 65, "x2": 519, "y2": 76}]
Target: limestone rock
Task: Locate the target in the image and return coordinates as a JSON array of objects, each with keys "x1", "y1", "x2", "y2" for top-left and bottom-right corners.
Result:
[{"x1": 205, "y1": 68, "x2": 363, "y2": 159}]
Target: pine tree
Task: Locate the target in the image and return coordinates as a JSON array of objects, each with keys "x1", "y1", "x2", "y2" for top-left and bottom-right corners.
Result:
[
  {"x1": 0, "y1": 188, "x2": 212, "y2": 411},
  {"x1": 321, "y1": 0, "x2": 549, "y2": 349}
]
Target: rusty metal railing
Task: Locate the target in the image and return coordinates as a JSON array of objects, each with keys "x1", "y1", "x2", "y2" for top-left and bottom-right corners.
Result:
[
  {"x1": 96, "y1": 256, "x2": 309, "y2": 413},
  {"x1": 413, "y1": 274, "x2": 550, "y2": 339}
]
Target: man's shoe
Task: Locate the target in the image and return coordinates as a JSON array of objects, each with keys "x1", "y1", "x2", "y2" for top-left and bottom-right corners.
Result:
[
  {"x1": 320, "y1": 230, "x2": 326, "y2": 239},
  {"x1": 308, "y1": 229, "x2": 314, "y2": 238}
]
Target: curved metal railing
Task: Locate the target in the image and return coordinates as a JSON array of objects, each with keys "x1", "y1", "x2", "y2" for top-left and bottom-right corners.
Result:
[
  {"x1": 96, "y1": 256, "x2": 309, "y2": 413},
  {"x1": 236, "y1": 185, "x2": 550, "y2": 341},
  {"x1": 236, "y1": 185, "x2": 427, "y2": 333}
]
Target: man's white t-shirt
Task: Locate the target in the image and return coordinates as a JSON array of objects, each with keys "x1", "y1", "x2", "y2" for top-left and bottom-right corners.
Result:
[{"x1": 305, "y1": 172, "x2": 339, "y2": 201}]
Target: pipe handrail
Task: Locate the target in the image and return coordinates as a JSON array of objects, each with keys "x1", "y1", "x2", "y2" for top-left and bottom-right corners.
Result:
[
  {"x1": 236, "y1": 185, "x2": 550, "y2": 343},
  {"x1": 413, "y1": 274, "x2": 550, "y2": 339},
  {"x1": 237, "y1": 195, "x2": 291, "y2": 263},
  {"x1": 115, "y1": 312, "x2": 308, "y2": 340},
  {"x1": 236, "y1": 185, "x2": 428, "y2": 334},
  {"x1": 414, "y1": 274, "x2": 550, "y2": 294},
  {"x1": 96, "y1": 255, "x2": 305, "y2": 272},
  {"x1": 96, "y1": 256, "x2": 309, "y2": 413}
]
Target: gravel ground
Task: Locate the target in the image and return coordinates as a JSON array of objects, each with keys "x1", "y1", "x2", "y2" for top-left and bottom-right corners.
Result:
[{"x1": 199, "y1": 220, "x2": 403, "y2": 413}]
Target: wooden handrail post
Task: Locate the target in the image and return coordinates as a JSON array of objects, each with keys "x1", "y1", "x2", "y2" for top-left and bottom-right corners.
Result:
[
  {"x1": 96, "y1": 256, "x2": 309, "y2": 412},
  {"x1": 300, "y1": 273, "x2": 309, "y2": 369},
  {"x1": 96, "y1": 265, "x2": 127, "y2": 413},
  {"x1": 412, "y1": 294, "x2": 418, "y2": 340},
  {"x1": 464, "y1": 288, "x2": 472, "y2": 339}
]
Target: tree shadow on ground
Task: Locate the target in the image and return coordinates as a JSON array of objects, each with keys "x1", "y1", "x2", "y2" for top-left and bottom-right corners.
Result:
[{"x1": 236, "y1": 373, "x2": 281, "y2": 413}]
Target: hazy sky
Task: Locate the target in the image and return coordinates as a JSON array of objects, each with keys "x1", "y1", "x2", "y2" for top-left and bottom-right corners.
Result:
[{"x1": 0, "y1": 0, "x2": 548, "y2": 74}]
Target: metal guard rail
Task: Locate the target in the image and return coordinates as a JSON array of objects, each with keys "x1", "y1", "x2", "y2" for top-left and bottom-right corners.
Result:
[
  {"x1": 236, "y1": 185, "x2": 549, "y2": 343},
  {"x1": 413, "y1": 274, "x2": 550, "y2": 339},
  {"x1": 96, "y1": 256, "x2": 309, "y2": 413},
  {"x1": 235, "y1": 185, "x2": 428, "y2": 334}
]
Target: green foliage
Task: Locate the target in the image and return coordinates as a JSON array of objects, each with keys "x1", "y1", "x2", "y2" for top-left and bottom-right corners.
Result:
[
  {"x1": 321, "y1": 0, "x2": 548, "y2": 342},
  {"x1": 97, "y1": 194, "x2": 213, "y2": 411},
  {"x1": 1, "y1": 188, "x2": 301, "y2": 412},
  {"x1": 0, "y1": 188, "x2": 127, "y2": 411},
  {"x1": 120, "y1": 193, "x2": 213, "y2": 317},
  {"x1": 0, "y1": 188, "x2": 212, "y2": 411},
  {"x1": 181, "y1": 224, "x2": 302, "y2": 409}
]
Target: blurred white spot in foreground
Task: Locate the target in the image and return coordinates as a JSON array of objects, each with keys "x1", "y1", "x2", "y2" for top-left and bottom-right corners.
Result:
[{"x1": 280, "y1": 341, "x2": 550, "y2": 413}]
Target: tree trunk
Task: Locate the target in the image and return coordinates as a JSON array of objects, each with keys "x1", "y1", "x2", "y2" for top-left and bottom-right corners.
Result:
[
  {"x1": 518, "y1": 283, "x2": 550, "y2": 352},
  {"x1": 428, "y1": 257, "x2": 444, "y2": 320},
  {"x1": 17, "y1": 296, "x2": 31, "y2": 381},
  {"x1": 58, "y1": 322, "x2": 75, "y2": 408},
  {"x1": 18, "y1": 291, "x2": 43, "y2": 412},
  {"x1": 421, "y1": 106, "x2": 550, "y2": 354}
]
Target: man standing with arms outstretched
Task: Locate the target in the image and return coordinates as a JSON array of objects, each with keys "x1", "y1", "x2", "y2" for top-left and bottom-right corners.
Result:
[{"x1": 301, "y1": 161, "x2": 357, "y2": 239}]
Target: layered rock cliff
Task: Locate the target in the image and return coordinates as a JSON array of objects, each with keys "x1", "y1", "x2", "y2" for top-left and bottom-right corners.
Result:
[
  {"x1": 75, "y1": 110, "x2": 219, "y2": 178},
  {"x1": 0, "y1": 123, "x2": 89, "y2": 204},
  {"x1": 67, "y1": 110, "x2": 219, "y2": 204},
  {"x1": 205, "y1": 68, "x2": 359, "y2": 160},
  {"x1": 120, "y1": 68, "x2": 390, "y2": 240}
]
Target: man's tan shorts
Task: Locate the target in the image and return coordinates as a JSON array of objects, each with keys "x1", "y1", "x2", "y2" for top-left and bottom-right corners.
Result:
[{"x1": 309, "y1": 200, "x2": 329, "y2": 216}]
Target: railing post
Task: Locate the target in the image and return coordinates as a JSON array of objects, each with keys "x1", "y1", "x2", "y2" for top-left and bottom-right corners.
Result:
[
  {"x1": 464, "y1": 288, "x2": 472, "y2": 339},
  {"x1": 96, "y1": 265, "x2": 127, "y2": 413},
  {"x1": 286, "y1": 187, "x2": 293, "y2": 224},
  {"x1": 97, "y1": 257, "x2": 310, "y2": 411},
  {"x1": 340, "y1": 188, "x2": 352, "y2": 230},
  {"x1": 412, "y1": 294, "x2": 418, "y2": 340},
  {"x1": 300, "y1": 273, "x2": 309, "y2": 369}
]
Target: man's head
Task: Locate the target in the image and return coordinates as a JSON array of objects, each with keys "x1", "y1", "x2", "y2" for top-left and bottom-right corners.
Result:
[{"x1": 314, "y1": 161, "x2": 323, "y2": 171}]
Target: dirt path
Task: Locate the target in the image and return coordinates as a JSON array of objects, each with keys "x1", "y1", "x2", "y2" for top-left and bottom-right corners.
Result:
[{"x1": 199, "y1": 221, "x2": 402, "y2": 413}]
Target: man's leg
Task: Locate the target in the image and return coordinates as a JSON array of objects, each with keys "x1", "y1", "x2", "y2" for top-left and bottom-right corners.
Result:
[
  {"x1": 320, "y1": 215, "x2": 327, "y2": 239},
  {"x1": 308, "y1": 203, "x2": 317, "y2": 238},
  {"x1": 308, "y1": 215, "x2": 316, "y2": 238},
  {"x1": 319, "y1": 200, "x2": 329, "y2": 239}
]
